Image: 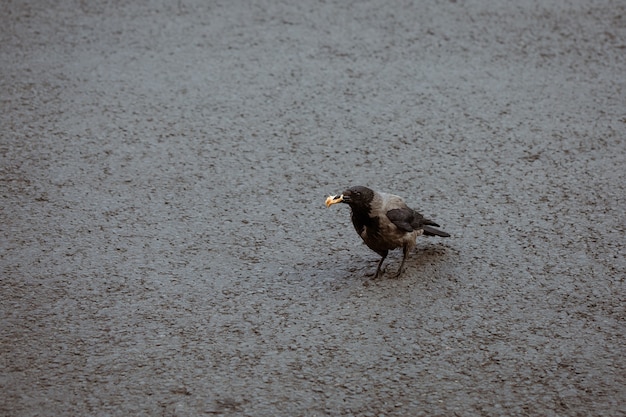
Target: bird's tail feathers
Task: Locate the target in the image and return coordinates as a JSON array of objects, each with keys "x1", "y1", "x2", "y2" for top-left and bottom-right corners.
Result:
[{"x1": 423, "y1": 225, "x2": 450, "y2": 237}]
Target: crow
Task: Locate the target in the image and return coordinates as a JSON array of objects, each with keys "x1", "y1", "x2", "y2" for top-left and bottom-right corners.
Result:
[{"x1": 325, "y1": 185, "x2": 449, "y2": 278}]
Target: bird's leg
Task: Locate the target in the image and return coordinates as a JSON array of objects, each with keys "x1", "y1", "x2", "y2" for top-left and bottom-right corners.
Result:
[
  {"x1": 394, "y1": 245, "x2": 410, "y2": 278},
  {"x1": 373, "y1": 251, "x2": 388, "y2": 279}
]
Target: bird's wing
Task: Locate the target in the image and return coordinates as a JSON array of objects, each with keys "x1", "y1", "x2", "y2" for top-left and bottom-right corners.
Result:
[
  {"x1": 376, "y1": 191, "x2": 450, "y2": 237},
  {"x1": 386, "y1": 208, "x2": 415, "y2": 233}
]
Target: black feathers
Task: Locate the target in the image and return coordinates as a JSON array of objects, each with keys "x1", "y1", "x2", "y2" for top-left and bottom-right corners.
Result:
[
  {"x1": 327, "y1": 185, "x2": 449, "y2": 278},
  {"x1": 422, "y1": 225, "x2": 451, "y2": 237}
]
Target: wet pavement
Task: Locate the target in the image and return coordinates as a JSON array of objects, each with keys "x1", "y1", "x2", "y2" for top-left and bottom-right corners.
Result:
[{"x1": 2, "y1": 1, "x2": 625, "y2": 415}]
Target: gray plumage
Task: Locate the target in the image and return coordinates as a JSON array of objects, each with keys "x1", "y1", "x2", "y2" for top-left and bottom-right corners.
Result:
[{"x1": 326, "y1": 186, "x2": 449, "y2": 278}]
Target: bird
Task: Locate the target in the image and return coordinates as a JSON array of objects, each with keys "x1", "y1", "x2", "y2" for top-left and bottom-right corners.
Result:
[{"x1": 325, "y1": 185, "x2": 450, "y2": 278}]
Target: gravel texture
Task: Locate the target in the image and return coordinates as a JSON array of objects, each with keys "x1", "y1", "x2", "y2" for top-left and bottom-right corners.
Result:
[{"x1": 2, "y1": 0, "x2": 625, "y2": 416}]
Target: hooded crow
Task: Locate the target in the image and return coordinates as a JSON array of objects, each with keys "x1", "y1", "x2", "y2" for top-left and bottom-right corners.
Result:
[{"x1": 325, "y1": 185, "x2": 449, "y2": 278}]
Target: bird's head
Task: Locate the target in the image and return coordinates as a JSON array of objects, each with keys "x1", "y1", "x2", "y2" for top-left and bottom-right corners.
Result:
[{"x1": 325, "y1": 186, "x2": 375, "y2": 209}]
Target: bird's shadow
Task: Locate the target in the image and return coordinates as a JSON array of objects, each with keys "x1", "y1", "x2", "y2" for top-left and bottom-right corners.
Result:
[
  {"x1": 357, "y1": 242, "x2": 454, "y2": 285},
  {"x1": 411, "y1": 242, "x2": 452, "y2": 263}
]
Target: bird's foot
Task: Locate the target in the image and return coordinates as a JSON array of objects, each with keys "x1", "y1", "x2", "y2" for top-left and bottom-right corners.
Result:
[
  {"x1": 363, "y1": 264, "x2": 384, "y2": 278},
  {"x1": 391, "y1": 267, "x2": 404, "y2": 279}
]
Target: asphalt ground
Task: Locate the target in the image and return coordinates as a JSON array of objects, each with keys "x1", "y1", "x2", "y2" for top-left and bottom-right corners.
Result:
[{"x1": 1, "y1": 1, "x2": 625, "y2": 416}]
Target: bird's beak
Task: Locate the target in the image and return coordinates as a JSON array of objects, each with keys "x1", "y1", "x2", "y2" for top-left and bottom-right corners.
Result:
[{"x1": 325, "y1": 194, "x2": 344, "y2": 207}]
